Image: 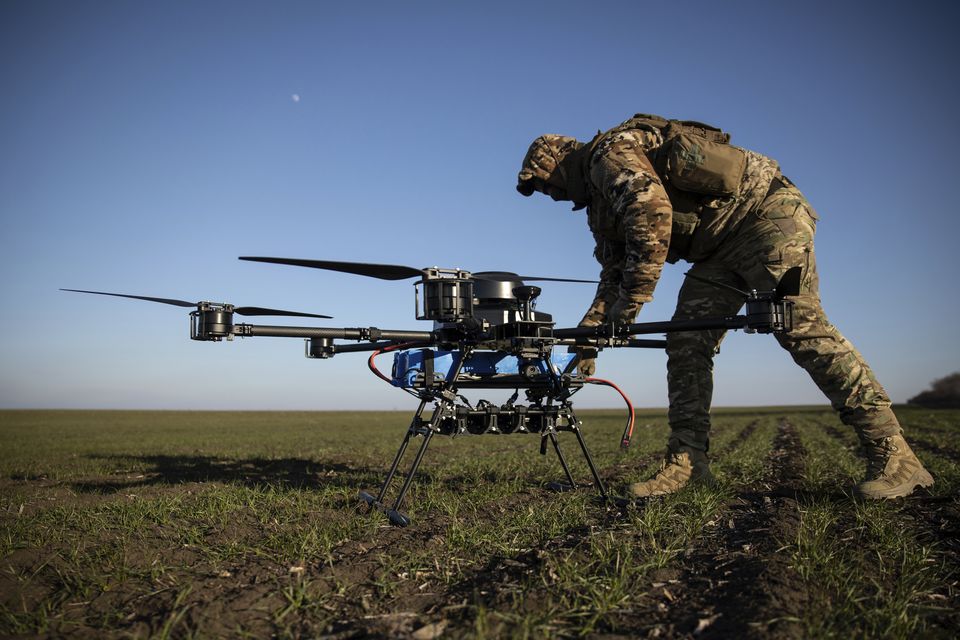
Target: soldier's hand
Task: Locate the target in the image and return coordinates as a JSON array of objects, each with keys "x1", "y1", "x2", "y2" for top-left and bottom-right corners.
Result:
[
  {"x1": 578, "y1": 354, "x2": 597, "y2": 377},
  {"x1": 568, "y1": 345, "x2": 598, "y2": 377}
]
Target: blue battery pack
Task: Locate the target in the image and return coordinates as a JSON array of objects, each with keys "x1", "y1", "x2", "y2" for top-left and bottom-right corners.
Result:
[{"x1": 391, "y1": 348, "x2": 577, "y2": 388}]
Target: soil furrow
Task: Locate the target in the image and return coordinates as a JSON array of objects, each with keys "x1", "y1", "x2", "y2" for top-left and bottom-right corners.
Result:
[
  {"x1": 646, "y1": 418, "x2": 809, "y2": 639},
  {"x1": 820, "y1": 421, "x2": 854, "y2": 444},
  {"x1": 716, "y1": 420, "x2": 760, "y2": 454},
  {"x1": 908, "y1": 437, "x2": 960, "y2": 464}
]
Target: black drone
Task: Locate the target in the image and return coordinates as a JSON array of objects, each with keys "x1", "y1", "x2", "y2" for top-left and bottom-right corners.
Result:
[{"x1": 64, "y1": 257, "x2": 799, "y2": 526}]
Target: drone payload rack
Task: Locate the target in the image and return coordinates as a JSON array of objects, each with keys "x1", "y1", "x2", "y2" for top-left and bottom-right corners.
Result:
[{"x1": 63, "y1": 257, "x2": 799, "y2": 526}]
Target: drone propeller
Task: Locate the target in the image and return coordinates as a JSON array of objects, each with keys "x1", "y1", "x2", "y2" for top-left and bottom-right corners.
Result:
[
  {"x1": 239, "y1": 257, "x2": 597, "y2": 284},
  {"x1": 471, "y1": 271, "x2": 596, "y2": 284},
  {"x1": 683, "y1": 266, "x2": 803, "y2": 301},
  {"x1": 775, "y1": 266, "x2": 803, "y2": 299},
  {"x1": 60, "y1": 289, "x2": 332, "y2": 318},
  {"x1": 239, "y1": 257, "x2": 422, "y2": 280}
]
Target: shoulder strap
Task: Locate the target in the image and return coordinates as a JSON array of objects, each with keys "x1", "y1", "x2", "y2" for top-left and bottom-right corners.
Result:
[
  {"x1": 608, "y1": 113, "x2": 732, "y2": 145},
  {"x1": 664, "y1": 119, "x2": 731, "y2": 144}
]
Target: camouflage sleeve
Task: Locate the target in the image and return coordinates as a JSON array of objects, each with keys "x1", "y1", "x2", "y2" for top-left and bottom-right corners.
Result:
[
  {"x1": 579, "y1": 231, "x2": 625, "y2": 326},
  {"x1": 588, "y1": 131, "x2": 673, "y2": 324}
]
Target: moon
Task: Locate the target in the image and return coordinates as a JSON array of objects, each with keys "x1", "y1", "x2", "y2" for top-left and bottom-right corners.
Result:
[{"x1": 291, "y1": 94, "x2": 301, "y2": 103}]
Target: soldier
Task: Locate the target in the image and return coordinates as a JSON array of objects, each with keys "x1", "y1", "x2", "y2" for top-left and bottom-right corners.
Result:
[{"x1": 516, "y1": 113, "x2": 933, "y2": 499}]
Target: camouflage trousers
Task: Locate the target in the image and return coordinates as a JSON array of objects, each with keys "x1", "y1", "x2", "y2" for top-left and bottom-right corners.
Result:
[{"x1": 666, "y1": 183, "x2": 901, "y2": 450}]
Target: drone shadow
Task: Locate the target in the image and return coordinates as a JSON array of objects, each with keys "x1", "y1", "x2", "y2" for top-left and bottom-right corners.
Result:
[{"x1": 72, "y1": 453, "x2": 395, "y2": 495}]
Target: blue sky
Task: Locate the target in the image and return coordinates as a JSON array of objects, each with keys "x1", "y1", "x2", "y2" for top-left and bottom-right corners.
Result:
[{"x1": 1, "y1": 0, "x2": 957, "y2": 410}]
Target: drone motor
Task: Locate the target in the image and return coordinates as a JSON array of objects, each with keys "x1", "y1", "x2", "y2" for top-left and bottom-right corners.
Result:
[
  {"x1": 415, "y1": 268, "x2": 474, "y2": 322},
  {"x1": 306, "y1": 336, "x2": 335, "y2": 359},
  {"x1": 744, "y1": 292, "x2": 794, "y2": 334},
  {"x1": 190, "y1": 303, "x2": 236, "y2": 341}
]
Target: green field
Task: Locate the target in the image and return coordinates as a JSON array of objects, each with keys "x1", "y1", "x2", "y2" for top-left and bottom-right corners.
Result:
[{"x1": 1, "y1": 407, "x2": 958, "y2": 638}]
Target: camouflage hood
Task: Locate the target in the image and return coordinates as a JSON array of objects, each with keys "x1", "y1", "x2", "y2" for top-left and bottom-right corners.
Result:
[{"x1": 516, "y1": 134, "x2": 590, "y2": 208}]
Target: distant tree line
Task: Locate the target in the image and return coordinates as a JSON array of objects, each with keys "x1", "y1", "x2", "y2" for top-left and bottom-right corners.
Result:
[{"x1": 908, "y1": 372, "x2": 960, "y2": 409}]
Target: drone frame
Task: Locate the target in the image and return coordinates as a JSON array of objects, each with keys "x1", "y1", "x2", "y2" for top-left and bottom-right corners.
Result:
[{"x1": 63, "y1": 260, "x2": 800, "y2": 527}]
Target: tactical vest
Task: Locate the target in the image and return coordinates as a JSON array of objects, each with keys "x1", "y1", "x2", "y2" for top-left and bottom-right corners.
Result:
[{"x1": 584, "y1": 114, "x2": 749, "y2": 262}]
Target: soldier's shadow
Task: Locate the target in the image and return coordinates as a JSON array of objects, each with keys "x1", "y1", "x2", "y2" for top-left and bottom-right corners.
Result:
[{"x1": 71, "y1": 453, "x2": 408, "y2": 495}]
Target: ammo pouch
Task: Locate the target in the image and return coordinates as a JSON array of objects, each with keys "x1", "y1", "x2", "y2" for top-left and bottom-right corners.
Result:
[
  {"x1": 666, "y1": 211, "x2": 700, "y2": 263},
  {"x1": 609, "y1": 115, "x2": 746, "y2": 197},
  {"x1": 662, "y1": 131, "x2": 747, "y2": 198}
]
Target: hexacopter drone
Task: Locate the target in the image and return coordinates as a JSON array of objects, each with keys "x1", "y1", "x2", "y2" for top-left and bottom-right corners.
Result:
[{"x1": 64, "y1": 257, "x2": 799, "y2": 526}]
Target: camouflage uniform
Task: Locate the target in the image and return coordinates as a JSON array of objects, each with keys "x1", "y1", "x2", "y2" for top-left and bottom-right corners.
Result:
[
  {"x1": 666, "y1": 181, "x2": 901, "y2": 450},
  {"x1": 517, "y1": 114, "x2": 912, "y2": 467}
]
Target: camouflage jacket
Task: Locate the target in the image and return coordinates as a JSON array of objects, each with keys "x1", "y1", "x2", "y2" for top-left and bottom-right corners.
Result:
[{"x1": 579, "y1": 120, "x2": 779, "y2": 327}]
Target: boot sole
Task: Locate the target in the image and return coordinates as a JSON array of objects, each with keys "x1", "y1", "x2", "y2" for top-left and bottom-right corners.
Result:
[
  {"x1": 627, "y1": 486, "x2": 679, "y2": 498},
  {"x1": 856, "y1": 468, "x2": 934, "y2": 499}
]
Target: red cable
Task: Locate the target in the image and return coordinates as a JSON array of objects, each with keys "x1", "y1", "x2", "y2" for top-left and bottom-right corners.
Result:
[
  {"x1": 585, "y1": 377, "x2": 636, "y2": 449},
  {"x1": 367, "y1": 342, "x2": 422, "y2": 385},
  {"x1": 367, "y1": 349, "x2": 393, "y2": 384}
]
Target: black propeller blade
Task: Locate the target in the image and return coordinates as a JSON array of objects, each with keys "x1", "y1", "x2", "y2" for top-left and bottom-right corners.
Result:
[
  {"x1": 775, "y1": 267, "x2": 803, "y2": 299},
  {"x1": 473, "y1": 271, "x2": 597, "y2": 284},
  {"x1": 240, "y1": 257, "x2": 597, "y2": 284},
  {"x1": 683, "y1": 266, "x2": 803, "y2": 301},
  {"x1": 61, "y1": 289, "x2": 196, "y2": 307},
  {"x1": 60, "y1": 289, "x2": 332, "y2": 318},
  {"x1": 240, "y1": 257, "x2": 423, "y2": 280},
  {"x1": 231, "y1": 307, "x2": 331, "y2": 319}
]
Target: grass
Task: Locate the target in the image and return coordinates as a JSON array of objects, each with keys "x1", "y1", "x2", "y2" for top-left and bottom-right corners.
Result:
[
  {"x1": 0, "y1": 406, "x2": 958, "y2": 638},
  {"x1": 786, "y1": 412, "x2": 956, "y2": 639}
]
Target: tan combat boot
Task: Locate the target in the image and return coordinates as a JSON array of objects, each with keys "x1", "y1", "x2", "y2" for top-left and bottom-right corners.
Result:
[
  {"x1": 856, "y1": 433, "x2": 934, "y2": 499},
  {"x1": 628, "y1": 446, "x2": 715, "y2": 498}
]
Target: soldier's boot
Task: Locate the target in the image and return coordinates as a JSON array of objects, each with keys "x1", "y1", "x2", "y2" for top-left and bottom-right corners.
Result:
[
  {"x1": 856, "y1": 433, "x2": 934, "y2": 499},
  {"x1": 628, "y1": 445, "x2": 715, "y2": 498}
]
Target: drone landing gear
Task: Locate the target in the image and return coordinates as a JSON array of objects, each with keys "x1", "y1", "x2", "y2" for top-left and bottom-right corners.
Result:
[
  {"x1": 360, "y1": 398, "x2": 608, "y2": 527},
  {"x1": 541, "y1": 426, "x2": 607, "y2": 497},
  {"x1": 359, "y1": 410, "x2": 435, "y2": 527}
]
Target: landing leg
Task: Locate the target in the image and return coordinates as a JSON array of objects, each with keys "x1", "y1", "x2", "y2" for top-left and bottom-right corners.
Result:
[
  {"x1": 385, "y1": 429, "x2": 435, "y2": 526},
  {"x1": 545, "y1": 431, "x2": 578, "y2": 491},
  {"x1": 374, "y1": 428, "x2": 414, "y2": 502},
  {"x1": 360, "y1": 399, "x2": 429, "y2": 525},
  {"x1": 570, "y1": 420, "x2": 608, "y2": 499}
]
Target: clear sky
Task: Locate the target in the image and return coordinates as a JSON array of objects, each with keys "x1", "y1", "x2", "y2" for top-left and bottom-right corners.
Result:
[{"x1": 1, "y1": 0, "x2": 958, "y2": 410}]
